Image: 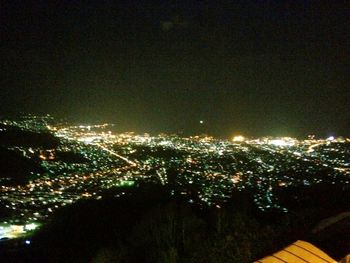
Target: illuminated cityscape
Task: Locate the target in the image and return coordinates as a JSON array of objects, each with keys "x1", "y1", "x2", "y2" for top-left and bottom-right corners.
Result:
[
  {"x1": 1, "y1": 1, "x2": 349, "y2": 261},
  {"x1": 0, "y1": 115, "x2": 349, "y2": 240}
]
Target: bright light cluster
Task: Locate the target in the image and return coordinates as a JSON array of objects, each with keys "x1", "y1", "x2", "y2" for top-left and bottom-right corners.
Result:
[
  {"x1": 0, "y1": 222, "x2": 39, "y2": 239},
  {"x1": 0, "y1": 115, "x2": 349, "y2": 240},
  {"x1": 232, "y1": 135, "x2": 245, "y2": 142},
  {"x1": 269, "y1": 139, "x2": 295, "y2": 147}
]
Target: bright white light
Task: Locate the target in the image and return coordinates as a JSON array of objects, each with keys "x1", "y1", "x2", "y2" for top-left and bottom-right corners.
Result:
[
  {"x1": 159, "y1": 141, "x2": 170, "y2": 146},
  {"x1": 25, "y1": 240, "x2": 31, "y2": 245},
  {"x1": 232, "y1": 135, "x2": 245, "y2": 142},
  {"x1": 25, "y1": 223, "x2": 38, "y2": 231},
  {"x1": 327, "y1": 136, "x2": 335, "y2": 141},
  {"x1": 0, "y1": 224, "x2": 25, "y2": 239},
  {"x1": 269, "y1": 139, "x2": 294, "y2": 147},
  {"x1": 199, "y1": 120, "x2": 204, "y2": 124},
  {"x1": 78, "y1": 136, "x2": 101, "y2": 144}
]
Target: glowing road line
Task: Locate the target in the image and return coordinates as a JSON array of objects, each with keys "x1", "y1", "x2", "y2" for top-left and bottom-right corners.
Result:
[
  {"x1": 307, "y1": 143, "x2": 324, "y2": 153},
  {"x1": 94, "y1": 143, "x2": 137, "y2": 167}
]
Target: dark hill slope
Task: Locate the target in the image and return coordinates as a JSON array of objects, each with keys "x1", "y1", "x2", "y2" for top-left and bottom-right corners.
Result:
[
  {"x1": 0, "y1": 125, "x2": 59, "y2": 148},
  {"x1": 0, "y1": 147, "x2": 42, "y2": 185}
]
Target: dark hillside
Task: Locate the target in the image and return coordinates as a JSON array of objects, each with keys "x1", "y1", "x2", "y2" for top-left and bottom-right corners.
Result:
[
  {"x1": 0, "y1": 126, "x2": 59, "y2": 148},
  {"x1": 0, "y1": 147, "x2": 42, "y2": 185}
]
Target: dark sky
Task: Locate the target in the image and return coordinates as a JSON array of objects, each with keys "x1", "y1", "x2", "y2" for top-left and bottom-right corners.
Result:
[{"x1": 1, "y1": 1, "x2": 349, "y2": 137}]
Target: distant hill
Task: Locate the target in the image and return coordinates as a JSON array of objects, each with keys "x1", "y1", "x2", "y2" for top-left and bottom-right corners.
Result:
[
  {"x1": 0, "y1": 147, "x2": 42, "y2": 185},
  {"x1": 0, "y1": 124, "x2": 59, "y2": 148}
]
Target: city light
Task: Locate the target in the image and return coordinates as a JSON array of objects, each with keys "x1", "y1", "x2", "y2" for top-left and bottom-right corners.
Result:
[
  {"x1": 232, "y1": 135, "x2": 245, "y2": 142},
  {"x1": 25, "y1": 223, "x2": 39, "y2": 231},
  {"x1": 268, "y1": 138, "x2": 295, "y2": 147},
  {"x1": 0, "y1": 115, "x2": 348, "y2": 240}
]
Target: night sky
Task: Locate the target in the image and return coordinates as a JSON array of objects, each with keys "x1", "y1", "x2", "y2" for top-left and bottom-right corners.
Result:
[{"x1": 1, "y1": 1, "x2": 349, "y2": 137}]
